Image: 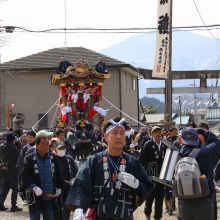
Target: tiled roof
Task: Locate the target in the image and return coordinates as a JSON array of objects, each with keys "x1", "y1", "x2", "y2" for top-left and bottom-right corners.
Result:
[
  {"x1": 1, "y1": 47, "x2": 132, "y2": 71},
  {"x1": 140, "y1": 113, "x2": 177, "y2": 124},
  {"x1": 172, "y1": 116, "x2": 190, "y2": 125}
]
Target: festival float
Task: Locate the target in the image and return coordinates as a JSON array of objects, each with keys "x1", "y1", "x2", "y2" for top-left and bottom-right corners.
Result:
[{"x1": 51, "y1": 58, "x2": 111, "y2": 131}]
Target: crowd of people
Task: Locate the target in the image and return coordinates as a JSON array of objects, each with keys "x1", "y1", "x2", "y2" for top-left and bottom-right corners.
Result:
[{"x1": 0, "y1": 119, "x2": 220, "y2": 220}]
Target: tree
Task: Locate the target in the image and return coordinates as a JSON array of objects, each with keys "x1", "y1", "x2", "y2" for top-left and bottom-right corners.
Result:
[
  {"x1": 144, "y1": 104, "x2": 158, "y2": 114},
  {"x1": 184, "y1": 111, "x2": 194, "y2": 122},
  {"x1": 141, "y1": 97, "x2": 164, "y2": 113}
]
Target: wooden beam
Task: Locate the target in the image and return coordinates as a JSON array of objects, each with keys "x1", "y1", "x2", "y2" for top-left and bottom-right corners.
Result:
[
  {"x1": 146, "y1": 86, "x2": 220, "y2": 94},
  {"x1": 139, "y1": 69, "x2": 220, "y2": 80}
]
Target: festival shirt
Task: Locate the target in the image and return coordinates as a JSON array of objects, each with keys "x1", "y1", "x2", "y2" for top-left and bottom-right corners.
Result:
[
  {"x1": 167, "y1": 136, "x2": 178, "y2": 144},
  {"x1": 139, "y1": 139, "x2": 167, "y2": 177},
  {"x1": 66, "y1": 150, "x2": 153, "y2": 219}
]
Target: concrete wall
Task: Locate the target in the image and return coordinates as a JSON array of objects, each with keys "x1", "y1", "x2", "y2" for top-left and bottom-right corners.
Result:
[
  {"x1": 121, "y1": 70, "x2": 138, "y2": 126},
  {"x1": 102, "y1": 68, "x2": 120, "y2": 119},
  {"x1": 103, "y1": 68, "x2": 138, "y2": 126},
  {"x1": 3, "y1": 68, "x2": 139, "y2": 129},
  {"x1": 4, "y1": 70, "x2": 58, "y2": 129}
]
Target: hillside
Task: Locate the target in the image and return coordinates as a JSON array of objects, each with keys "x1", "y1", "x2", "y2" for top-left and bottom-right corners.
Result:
[
  {"x1": 100, "y1": 31, "x2": 219, "y2": 98},
  {"x1": 140, "y1": 97, "x2": 164, "y2": 113}
]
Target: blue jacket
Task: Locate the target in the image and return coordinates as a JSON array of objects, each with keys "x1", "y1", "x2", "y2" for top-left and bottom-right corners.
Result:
[
  {"x1": 36, "y1": 152, "x2": 54, "y2": 200},
  {"x1": 179, "y1": 130, "x2": 220, "y2": 197}
]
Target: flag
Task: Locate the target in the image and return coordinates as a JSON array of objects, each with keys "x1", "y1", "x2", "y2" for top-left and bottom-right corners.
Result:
[{"x1": 152, "y1": 0, "x2": 170, "y2": 79}]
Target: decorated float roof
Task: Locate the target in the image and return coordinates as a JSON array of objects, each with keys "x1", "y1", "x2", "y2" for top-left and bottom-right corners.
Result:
[
  {"x1": 1, "y1": 47, "x2": 131, "y2": 71},
  {"x1": 52, "y1": 58, "x2": 111, "y2": 86}
]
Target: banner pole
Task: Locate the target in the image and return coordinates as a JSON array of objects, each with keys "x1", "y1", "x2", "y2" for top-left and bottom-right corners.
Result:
[{"x1": 165, "y1": 0, "x2": 173, "y2": 131}]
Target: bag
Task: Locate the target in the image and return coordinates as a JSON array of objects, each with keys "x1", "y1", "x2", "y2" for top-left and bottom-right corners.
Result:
[
  {"x1": 172, "y1": 149, "x2": 209, "y2": 199},
  {"x1": 86, "y1": 207, "x2": 96, "y2": 220},
  {"x1": 0, "y1": 162, "x2": 9, "y2": 177}
]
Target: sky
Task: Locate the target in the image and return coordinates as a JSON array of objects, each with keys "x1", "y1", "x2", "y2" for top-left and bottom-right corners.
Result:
[{"x1": 0, "y1": 0, "x2": 220, "y2": 64}]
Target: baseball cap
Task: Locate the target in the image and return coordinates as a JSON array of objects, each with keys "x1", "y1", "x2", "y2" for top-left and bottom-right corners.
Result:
[
  {"x1": 55, "y1": 141, "x2": 66, "y2": 149},
  {"x1": 36, "y1": 130, "x2": 53, "y2": 138},
  {"x1": 180, "y1": 127, "x2": 198, "y2": 146},
  {"x1": 151, "y1": 126, "x2": 162, "y2": 133},
  {"x1": 51, "y1": 137, "x2": 59, "y2": 142}
]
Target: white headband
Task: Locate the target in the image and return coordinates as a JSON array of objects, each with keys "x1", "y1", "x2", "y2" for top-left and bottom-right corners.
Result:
[{"x1": 105, "y1": 118, "x2": 126, "y2": 134}]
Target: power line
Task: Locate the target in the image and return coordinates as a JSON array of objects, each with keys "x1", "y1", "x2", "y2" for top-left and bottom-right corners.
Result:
[
  {"x1": 2, "y1": 23, "x2": 220, "y2": 34},
  {"x1": 192, "y1": 0, "x2": 220, "y2": 40}
]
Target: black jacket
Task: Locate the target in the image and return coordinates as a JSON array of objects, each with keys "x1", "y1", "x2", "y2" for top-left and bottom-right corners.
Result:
[
  {"x1": 123, "y1": 135, "x2": 134, "y2": 155},
  {"x1": 138, "y1": 139, "x2": 167, "y2": 176},
  {"x1": 77, "y1": 132, "x2": 90, "y2": 141},
  {"x1": 180, "y1": 129, "x2": 220, "y2": 197},
  {"x1": 57, "y1": 155, "x2": 78, "y2": 182},
  {"x1": 90, "y1": 133, "x2": 102, "y2": 146},
  {"x1": 21, "y1": 151, "x2": 66, "y2": 213},
  {"x1": 166, "y1": 136, "x2": 178, "y2": 144},
  {"x1": 1, "y1": 141, "x2": 21, "y2": 179},
  {"x1": 137, "y1": 134, "x2": 151, "y2": 150},
  {"x1": 94, "y1": 61, "x2": 108, "y2": 74},
  {"x1": 58, "y1": 61, "x2": 72, "y2": 73}
]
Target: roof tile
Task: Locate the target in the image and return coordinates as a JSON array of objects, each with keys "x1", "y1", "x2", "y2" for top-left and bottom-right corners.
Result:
[{"x1": 1, "y1": 47, "x2": 126, "y2": 71}]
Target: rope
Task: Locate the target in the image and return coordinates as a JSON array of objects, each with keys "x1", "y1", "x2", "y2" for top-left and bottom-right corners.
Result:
[
  {"x1": 102, "y1": 96, "x2": 148, "y2": 128},
  {"x1": 32, "y1": 97, "x2": 61, "y2": 132},
  {"x1": 50, "y1": 104, "x2": 59, "y2": 130}
]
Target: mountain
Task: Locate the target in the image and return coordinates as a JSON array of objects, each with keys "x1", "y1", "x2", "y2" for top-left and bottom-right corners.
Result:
[
  {"x1": 140, "y1": 97, "x2": 164, "y2": 113},
  {"x1": 100, "y1": 31, "x2": 219, "y2": 99}
]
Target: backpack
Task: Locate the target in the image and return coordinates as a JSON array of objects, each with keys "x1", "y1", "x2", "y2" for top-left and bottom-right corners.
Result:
[{"x1": 172, "y1": 149, "x2": 210, "y2": 199}]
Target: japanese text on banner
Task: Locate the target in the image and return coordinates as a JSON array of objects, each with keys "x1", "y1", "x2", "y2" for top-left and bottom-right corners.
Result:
[{"x1": 152, "y1": 0, "x2": 170, "y2": 79}]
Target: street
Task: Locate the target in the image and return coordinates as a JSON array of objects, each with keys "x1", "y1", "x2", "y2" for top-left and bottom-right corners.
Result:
[{"x1": 1, "y1": 160, "x2": 220, "y2": 220}]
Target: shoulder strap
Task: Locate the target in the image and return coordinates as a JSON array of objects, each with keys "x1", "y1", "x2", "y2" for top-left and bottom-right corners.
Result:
[{"x1": 188, "y1": 148, "x2": 200, "y2": 158}]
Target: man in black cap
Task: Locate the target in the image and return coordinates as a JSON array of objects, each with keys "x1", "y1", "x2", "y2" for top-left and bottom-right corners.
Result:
[
  {"x1": 138, "y1": 126, "x2": 167, "y2": 220},
  {"x1": 55, "y1": 56, "x2": 72, "y2": 74},
  {"x1": 0, "y1": 133, "x2": 22, "y2": 212},
  {"x1": 177, "y1": 127, "x2": 220, "y2": 220}
]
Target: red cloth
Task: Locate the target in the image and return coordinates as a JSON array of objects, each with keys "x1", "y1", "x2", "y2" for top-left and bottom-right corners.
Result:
[
  {"x1": 88, "y1": 107, "x2": 98, "y2": 120},
  {"x1": 68, "y1": 93, "x2": 72, "y2": 102},
  {"x1": 71, "y1": 107, "x2": 75, "y2": 115},
  {"x1": 62, "y1": 114, "x2": 68, "y2": 122},
  {"x1": 76, "y1": 99, "x2": 87, "y2": 110}
]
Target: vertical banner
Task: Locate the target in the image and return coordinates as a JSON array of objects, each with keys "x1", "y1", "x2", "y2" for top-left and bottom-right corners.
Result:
[{"x1": 152, "y1": 0, "x2": 170, "y2": 79}]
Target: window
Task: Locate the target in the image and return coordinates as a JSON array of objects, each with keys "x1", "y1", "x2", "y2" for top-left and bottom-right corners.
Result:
[
  {"x1": 201, "y1": 115, "x2": 204, "y2": 120},
  {"x1": 132, "y1": 77, "x2": 136, "y2": 90},
  {"x1": 124, "y1": 72, "x2": 127, "y2": 89},
  {"x1": 38, "y1": 114, "x2": 48, "y2": 128}
]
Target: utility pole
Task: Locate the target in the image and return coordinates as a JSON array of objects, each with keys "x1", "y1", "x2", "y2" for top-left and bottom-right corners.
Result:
[
  {"x1": 165, "y1": 0, "x2": 173, "y2": 131},
  {"x1": 0, "y1": 52, "x2": 2, "y2": 132},
  {"x1": 179, "y1": 96, "x2": 182, "y2": 124},
  {"x1": 194, "y1": 79, "x2": 197, "y2": 124}
]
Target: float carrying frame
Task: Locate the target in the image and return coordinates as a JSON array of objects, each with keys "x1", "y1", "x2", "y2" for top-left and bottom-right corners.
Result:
[{"x1": 152, "y1": 138, "x2": 179, "y2": 187}]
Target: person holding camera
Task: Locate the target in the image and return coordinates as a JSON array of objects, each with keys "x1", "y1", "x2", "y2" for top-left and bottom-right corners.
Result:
[{"x1": 12, "y1": 113, "x2": 24, "y2": 138}]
